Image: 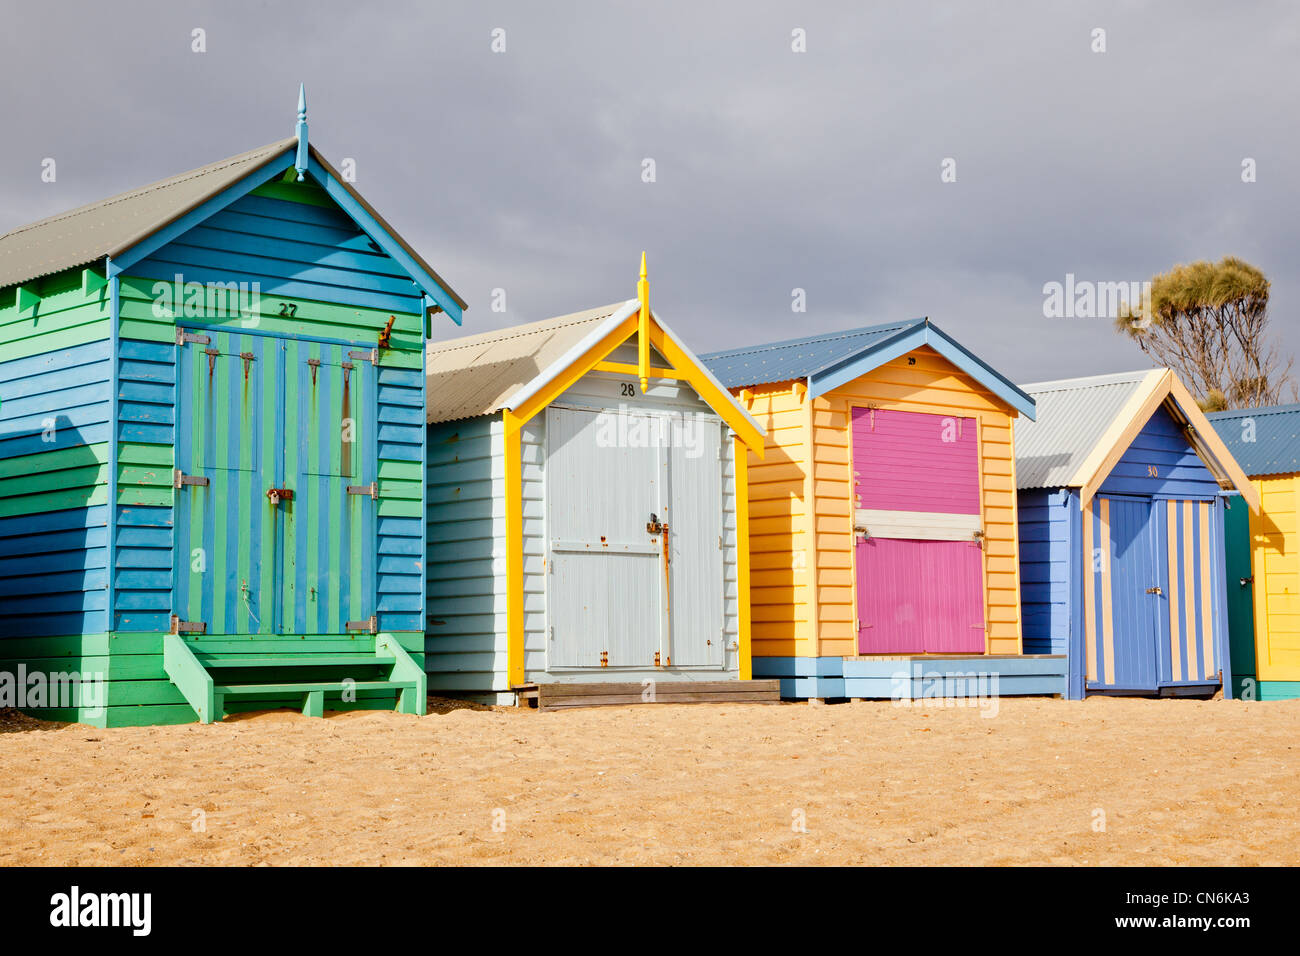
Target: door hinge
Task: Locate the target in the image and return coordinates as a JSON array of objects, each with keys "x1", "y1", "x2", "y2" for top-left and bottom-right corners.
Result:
[
  {"x1": 346, "y1": 481, "x2": 379, "y2": 500},
  {"x1": 169, "y1": 614, "x2": 206, "y2": 635},
  {"x1": 173, "y1": 469, "x2": 210, "y2": 489},
  {"x1": 176, "y1": 329, "x2": 211, "y2": 346},
  {"x1": 348, "y1": 347, "x2": 379, "y2": 365},
  {"x1": 346, "y1": 615, "x2": 378, "y2": 634}
]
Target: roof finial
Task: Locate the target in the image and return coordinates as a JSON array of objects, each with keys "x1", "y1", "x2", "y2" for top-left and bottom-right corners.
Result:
[
  {"x1": 294, "y1": 83, "x2": 309, "y2": 182},
  {"x1": 637, "y1": 251, "x2": 650, "y2": 393}
]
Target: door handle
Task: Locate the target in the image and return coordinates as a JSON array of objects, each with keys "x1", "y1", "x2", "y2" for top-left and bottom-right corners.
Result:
[{"x1": 1145, "y1": 586, "x2": 1162, "y2": 595}]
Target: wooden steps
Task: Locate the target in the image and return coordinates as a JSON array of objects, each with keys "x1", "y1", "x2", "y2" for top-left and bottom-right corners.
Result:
[
  {"x1": 516, "y1": 679, "x2": 781, "y2": 711},
  {"x1": 163, "y1": 634, "x2": 427, "y2": 723}
]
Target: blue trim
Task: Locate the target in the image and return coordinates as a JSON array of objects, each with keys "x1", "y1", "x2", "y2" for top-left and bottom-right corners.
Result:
[
  {"x1": 1066, "y1": 489, "x2": 1086, "y2": 699},
  {"x1": 109, "y1": 153, "x2": 296, "y2": 276},
  {"x1": 806, "y1": 319, "x2": 1037, "y2": 419},
  {"x1": 106, "y1": 265, "x2": 121, "y2": 631},
  {"x1": 306, "y1": 155, "x2": 463, "y2": 325},
  {"x1": 1213, "y1": 496, "x2": 1233, "y2": 699},
  {"x1": 294, "y1": 84, "x2": 309, "y2": 181}
]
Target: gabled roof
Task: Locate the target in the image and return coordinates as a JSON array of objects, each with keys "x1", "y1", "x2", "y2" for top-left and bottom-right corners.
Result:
[
  {"x1": 0, "y1": 137, "x2": 466, "y2": 313},
  {"x1": 701, "y1": 317, "x2": 1036, "y2": 419},
  {"x1": 1015, "y1": 369, "x2": 1260, "y2": 512},
  {"x1": 426, "y1": 299, "x2": 765, "y2": 450},
  {"x1": 426, "y1": 303, "x2": 625, "y2": 423},
  {"x1": 1207, "y1": 403, "x2": 1300, "y2": 478}
]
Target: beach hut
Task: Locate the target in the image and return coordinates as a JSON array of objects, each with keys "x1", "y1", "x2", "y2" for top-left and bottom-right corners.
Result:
[
  {"x1": 1016, "y1": 370, "x2": 1259, "y2": 699},
  {"x1": 423, "y1": 260, "x2": 773, "y2": 707},
  {"x1": 701, "y1": 319, "x2": 1058, "y2": 700},
  {"x1": 1207, "y1": 404, "x2": 1300, "y2": 700},
  {"x1": 0, "y1": 89, "x2": 464, "y2": 725}
]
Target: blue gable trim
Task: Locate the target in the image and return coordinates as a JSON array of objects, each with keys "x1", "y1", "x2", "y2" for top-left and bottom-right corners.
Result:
[
  {"x1": 109, "y1": 151, "x2": 296, "y2": 277},
  {"x1": 806, "y1": 319, "x2": 1037, "y2": 419},
  {"x1": 306, "y1": 155, "x2": 463, "y2": 326}
]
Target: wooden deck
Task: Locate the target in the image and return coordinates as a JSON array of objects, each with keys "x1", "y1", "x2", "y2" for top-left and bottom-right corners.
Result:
[{"x1": 515, "y1": 679, "x2": 781, "y2": 711}]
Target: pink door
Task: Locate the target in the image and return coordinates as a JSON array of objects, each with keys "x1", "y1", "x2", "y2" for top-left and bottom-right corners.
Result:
[
  {"x1": 856, "y1": 537, "x2": 986, "y2": 652},
  {"x1": 852, "y1": 407, "x2": 985, "y2": 653}
]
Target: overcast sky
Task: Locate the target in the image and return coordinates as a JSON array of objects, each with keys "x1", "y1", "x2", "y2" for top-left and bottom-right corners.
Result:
[{"x1": 2, "y1": 1, "x2": 1297, "y2": 383}]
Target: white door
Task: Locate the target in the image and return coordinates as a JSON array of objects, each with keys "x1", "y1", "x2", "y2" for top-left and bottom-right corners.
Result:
[
  {"x1": 546, "y1": 406, "x2": 666, "y2": 667},
  {"x1": 665, "y1": 417, "x2": 725, "y2": 666}
]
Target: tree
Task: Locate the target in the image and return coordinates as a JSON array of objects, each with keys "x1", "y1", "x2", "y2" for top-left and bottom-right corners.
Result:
[{"x1": 1114, "y1": 256, "x2": 1295, "y2": 410}]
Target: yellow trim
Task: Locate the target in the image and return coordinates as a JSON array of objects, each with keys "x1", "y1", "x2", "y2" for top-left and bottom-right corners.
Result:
[
  {"x1": 593, "y1": 360, "x2": 679, "y2": 379},
  {"x1": 1007, "y1": 414, "x2": 1024, "y2": 654},
  {"x1": 735, "y1": 434, "x2": 753, "y2": 680},
  {"x1": 1074, "y1": 370, "x2": 1168, "y2": 508},
  {"x1": 1074, "y1": 369, "x2": 1261, "y2": 513},
  {"x1": 647, "y1": 323, "x2": 765, "y2": 456},
  {"x1": 637, "y1": 252, "x2": 650, "y2": 393},
  {"x1": 1082, "y1": 498, "x2": 1097, "y2": 682},
  {"x1": 511, "y1": 315, "x2": 639, "y2": 426},
  {"x1": 1099, "y1": 497, "x2": 1114, "y2": 685},
  {"x1": 504, "y1": 410, "x2": 525, "y2": 688},
  {"x1": 1198, "y1": 499, "x2": 1214, "y2": 681},
  {"x1": 1250, "y1": 478, "x2": 1268, "y2": 678},
  {"x1": 1167, "y1": 499, "x2": 1182, "y2": 682},
  {"x1": 803, "y1": 394, "x2": 820, "y2": 655},
  {"x1": 1182, "y1": 499, "x2": 1197, "y2": 681}
]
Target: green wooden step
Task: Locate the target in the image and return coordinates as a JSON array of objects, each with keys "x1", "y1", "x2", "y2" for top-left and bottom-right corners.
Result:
[
  {"x1": 213, "y1": 680, "x2": 415, "y2": 695},
  {"x1": 197, "y1": 655, "x2": 389, "y2": 669}
]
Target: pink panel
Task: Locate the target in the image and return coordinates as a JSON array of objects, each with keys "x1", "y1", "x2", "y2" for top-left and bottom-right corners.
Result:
[
  {"x1": 856, "y1": 537, "x2": 986, "y2": 653},
  {"x1": 851, "y1": 407, "x2": 979, "y2": 514}
]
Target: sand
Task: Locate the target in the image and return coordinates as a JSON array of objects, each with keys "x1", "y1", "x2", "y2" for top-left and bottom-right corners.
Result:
[{"x1": 1, "y1": 695, "x2": 1297, "y2": 866}]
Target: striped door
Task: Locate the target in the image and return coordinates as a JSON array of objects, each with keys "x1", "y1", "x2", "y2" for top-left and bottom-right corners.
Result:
[
  {"x1": 174, "y1": 332, "x2": 375, "y2": 636},
  {"x1": 174, "y1": 330, "x2": 280, "y2": 634},
  {"x1": 852, "y1": 407, "x2": 985, "y2": 653},
  {"x1": 1086, "y1": 496, "x2": 1220, "y2": 691},
  {"x1": 281, "y1": 340, "x2": 373, "y2": 635}
]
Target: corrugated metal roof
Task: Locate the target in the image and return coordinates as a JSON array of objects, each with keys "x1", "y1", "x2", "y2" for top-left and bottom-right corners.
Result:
[
  {"x1": 700, "y1": 320, "x2": 919, "y2": 388},
  {"x1": 1014, "y1": 370, "x2": 1153, "y2": 488},
  {"x1": 0, "y1": 138, "x2": 296, "y2": 290},
  {"x1": 426, "y1": 302, "x2": 628, "y2": 424},
  {"x1": 1207, "y1": 403, "x2": 1300, "y2": 477}
]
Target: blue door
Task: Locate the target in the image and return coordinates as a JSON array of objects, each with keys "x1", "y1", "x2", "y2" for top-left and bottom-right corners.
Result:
[{"x1": 1091, "y1": 496, "x2": 1169, "y2": 692}]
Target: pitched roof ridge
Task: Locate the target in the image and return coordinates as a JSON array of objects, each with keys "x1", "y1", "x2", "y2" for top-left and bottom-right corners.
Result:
[
  {"x1": 700, "y1": 319, "x2": 919, "y2": 361},
  {"x1": 0, "y1": 137, "x2": 295, "y2": 243},
  {"x1": 427, "y1": 302, "x2": 630, "y2": 354}
]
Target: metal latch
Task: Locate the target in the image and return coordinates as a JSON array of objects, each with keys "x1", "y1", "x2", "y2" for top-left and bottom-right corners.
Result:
[
  {"x1": 176, "y1": 330, "x2": 211, "y2": 345},
  {"x1": 347, "y1": 482, "x2": 379, "y2": 500},
  {"x1": 169, "y1": 614, "x2": 206, "y2": 635},
  {"x1": 348, "y1": 347, "x2": 379, "y2": 365},
  {"x1": 266, "y1": 487, "x2": 294, "y2": 504},
  {"x1": 174, "y1": 469, "x2": 210, "y2": 489},
  {"x1": 1146, "y1": 586, "x2": 1163, "y2": 595},
  {"x1": 346, "y1": 615, "x2": 378, "y2": 634},
  {"x1": 1240, "y1": 576, "x2": 1254, "y2": 587},
  {"x1": 647, "y1": 512, "x2": 664, "y2": 534}
]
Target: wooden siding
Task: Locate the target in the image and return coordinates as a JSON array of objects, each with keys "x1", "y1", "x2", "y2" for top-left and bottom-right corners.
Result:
[
  {"x1": 114, "y1": 338, "x2": 176, "y2": 632},
  {"x1": 129, "y1": 178, "x2": 427, "y2": 319},
  {"x1": 424, "y1": 415, "x2": 508, "y2": 695},
  {"x1": 1097, "y1": 405, "x2": 1223, "y2": 498},
  {"x1": 742, "y1": 383, "x2": 814, "y2": 658},
  {"x1": 0, "y1": 268, "x2": 111, "y2": 364},
  {"x1": 1248, "y1": 473, "x2": 1300, "y2": 681},
  {"x1": 1018, "y1": 488, "x2": 1072, "y2": 656},
  {"x1": 0, "y1": 337, "x2": 114, "y2": 638}
]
